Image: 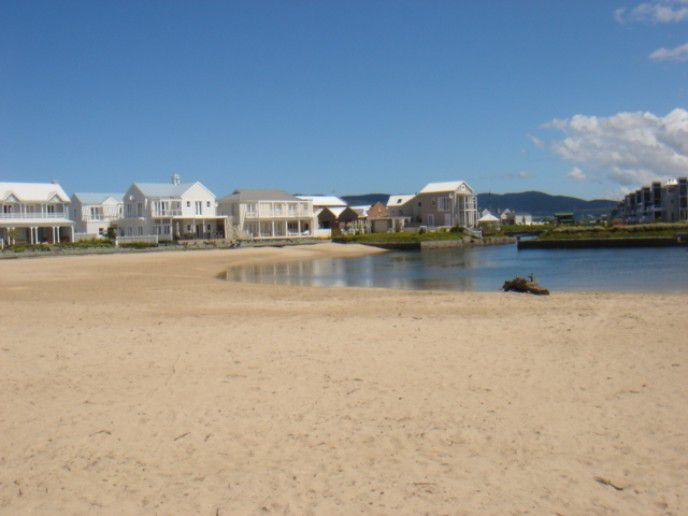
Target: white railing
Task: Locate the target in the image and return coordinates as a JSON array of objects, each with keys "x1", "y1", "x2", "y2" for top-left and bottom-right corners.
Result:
[
  {"x1": 250, "y1": 208, "x2": 312, "y2": 218},
  {"x1": 0, "y1": 211, "x2": 70, "y2": 219},
  {"x1": 152, "y1": 209, "x2": 183, "y2": 217}
]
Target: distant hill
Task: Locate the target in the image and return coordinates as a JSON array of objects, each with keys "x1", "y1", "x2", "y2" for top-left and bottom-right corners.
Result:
[
  {"x1": 340, "y1": 191, "x2": 617, "y2": 218},
  {"x1": 477, "y1": 191, "x2": 617, "y2": 218},
  {"x1": 340, "y1": 193, "x2": 390, "y2": 206}
]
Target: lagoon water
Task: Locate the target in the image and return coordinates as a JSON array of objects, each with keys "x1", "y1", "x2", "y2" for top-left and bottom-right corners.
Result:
[{"x1": 227, "y1": 244, "x2": 688, "y2": 292}]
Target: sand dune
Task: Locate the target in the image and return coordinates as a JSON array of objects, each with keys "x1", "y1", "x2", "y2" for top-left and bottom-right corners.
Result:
[{"x1": 1, "y1": 243, "x2": 687, "y2": 514}]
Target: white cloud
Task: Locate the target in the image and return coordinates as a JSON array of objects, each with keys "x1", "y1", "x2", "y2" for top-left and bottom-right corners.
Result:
[
  {"x1": 567, "y1": 167, "x2": 587, "y2": 181},
  {"x1": 649, "y1": 41, "x2": 688, "y2": 61},
  {"x1": 615, "y1": 0, "x2": 688, "y2": 23},
  {"x1": 541, "y1": 108, "x2": 688, "y2": 187},
  {"x1": 509, "y1": 170, "x2": 531, "y2": 179},
  {"x1": 527, "y1": 134, "x2": 545, "y2": 148}
]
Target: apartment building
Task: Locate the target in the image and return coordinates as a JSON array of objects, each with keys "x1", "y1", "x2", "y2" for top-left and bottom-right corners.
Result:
[{"x1": 619, "y1": 177, "x2": 688, "y2": 223}]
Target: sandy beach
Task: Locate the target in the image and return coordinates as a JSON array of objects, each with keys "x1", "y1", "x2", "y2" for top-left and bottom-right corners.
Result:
[{"x1": 1, "y1": 243, "x2": 687, "y2": 514}]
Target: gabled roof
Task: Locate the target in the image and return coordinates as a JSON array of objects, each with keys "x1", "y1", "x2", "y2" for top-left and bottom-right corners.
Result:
[
  {"x1": 0, "y1": 182, "x2": 70, "y2": 203},
  {"x1": 419, "y1": 180, "x2": 472, "y2": 194},
  {"x1": 387, "y1": 194, "x2": 415, "y2": 207},
  {"x1": 297, "y1": 195, "x2": 347, "y2": 207},
  {"x1": 321, "y1": 206, "x2": 359, "y2": 219},
  {"x1": 351, "y1": 205, "x2": 371, "y2": 217},
  {"x1": 132, "y1": 182, "x2": 197, "y2": 198},
  {"x1": 72, "y1": 192, "x2": 124, "y2": 205},
  {"x1": 221, "y1": 189, "x2": 300, "y2": 202}
]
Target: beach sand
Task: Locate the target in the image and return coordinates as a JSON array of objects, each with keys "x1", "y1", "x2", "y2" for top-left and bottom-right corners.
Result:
[{"x1": 1, "y1": 243, "x2": 687, "y2": 514}]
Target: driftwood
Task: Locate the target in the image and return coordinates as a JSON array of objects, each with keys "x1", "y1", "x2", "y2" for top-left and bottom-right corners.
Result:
[{"x1": 502, "y1": 276, "x2": 550, "y2": 295}]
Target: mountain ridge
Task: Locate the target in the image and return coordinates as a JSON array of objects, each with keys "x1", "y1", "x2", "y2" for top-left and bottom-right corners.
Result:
[{"x1": 339, "y1": 191, "x2": 618, "y2": 218}]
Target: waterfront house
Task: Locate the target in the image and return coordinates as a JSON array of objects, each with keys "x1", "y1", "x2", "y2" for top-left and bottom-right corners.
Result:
[
  {"x1": 119, "y1": 175, "x2": 229, "y2": 241},
  {"x1": 416, "y1": 181, "x2": 478, "y2": 228},
  {"x1": 387, "y1": 194, "x2": 418, "y2": 224},
  {"x1": 218, "y1": 189, "x2": 313, "y2": 239},
  {"x1": 500, "y1": 209, "x2": 533, "y2": 226},
  {"x1": 297, "y1": 195, "x2": 349, "y2": 235},
  {"x1": 71, "y1": 192, "x2": 124, "y2": 238},
  {"x1": 0, "y1": 181, "x2": 74, "y2": 244},
  {"x1": 367, "y1": 201, "x2": 406, "y2": 232}
]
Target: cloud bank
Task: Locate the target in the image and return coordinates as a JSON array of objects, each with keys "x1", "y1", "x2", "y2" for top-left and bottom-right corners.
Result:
[
  {"x1": 649, "y1": 41, "x2": 688, "y2": 61},
  {"x1": 615, "y1": 0, "x2": 688, "y2": 23},
  {"x1": 542, "y1": 109, "x2": 688, "y2": 187}
]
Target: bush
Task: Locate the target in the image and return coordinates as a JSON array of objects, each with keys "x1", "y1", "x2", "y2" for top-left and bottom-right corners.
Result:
[
  {"x1": 59, "y1": 239, "x2": 114, "y2": 249},
  {"x1": 9, "y1": 244, "x2": 51, "y2": 253}
]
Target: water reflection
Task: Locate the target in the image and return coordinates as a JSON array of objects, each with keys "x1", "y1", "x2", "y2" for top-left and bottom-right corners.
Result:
[{"x1": 224, "y1": 245, "x2": 688, "y2": 292}]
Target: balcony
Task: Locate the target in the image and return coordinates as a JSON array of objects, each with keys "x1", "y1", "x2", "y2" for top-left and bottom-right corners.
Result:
[{"x1": 0, "y1": 210, "x2": 69, "y2": 220}]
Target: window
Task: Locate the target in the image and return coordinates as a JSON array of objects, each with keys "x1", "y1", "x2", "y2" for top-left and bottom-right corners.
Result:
[
  {"x1": 137, "y1": 226, "x2": 143, "y2": 235},
  {"x1": 437, "y1": 196, "x2": 449, "y2": 212},
  {"x1": 288, "y1": 203, "x2": 296, "y2": 215},
  {"x1": 187, "y1": 201, "x2": 191, "y2": 207},
  {"x1": 137, "y1": 203, "x2": 143, "y2": 217},
  {"x1": 195, "y1": 201, "x2": 202, "y2": 215},
  {"x1": 127, "y1": 227, "x2": 133, "y2": 236},
  {"x1": 126, "y1": 204, "x2": 132, "y2": 217},
  {"x1": 246, "y1": 203, "x2": 257, "y2": 215},
  {"x1": 207, "y1": 224, "x2": 211, "y2": 231},
  {"x1": 206, "y1": 201, "x2": 211, "y2": 207},
  {"x1": 187, "y1": 225, "x2": 191, "y2": 232}
]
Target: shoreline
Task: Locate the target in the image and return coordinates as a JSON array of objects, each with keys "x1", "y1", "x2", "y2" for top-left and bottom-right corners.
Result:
[{"x1": 1, "y1": 243, "x2": 687, "y2": 513}]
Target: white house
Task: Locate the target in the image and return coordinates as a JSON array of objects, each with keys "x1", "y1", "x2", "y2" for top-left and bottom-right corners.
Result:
[
  {"x1": 218, "y1": 189, "x2": 313, "y2": 239},
  {"x1": 416, "y1": 180, "x2": 478, "y2": 228},
  {"x1": 71, "y1": 192, "x2": 124, "y2": 238},
  {"x1": 119, "y1": 175, "x2": 229, "y2": 241},
  {"x1": 0, "y1": 181, "x2": 75, "y2": 245}
]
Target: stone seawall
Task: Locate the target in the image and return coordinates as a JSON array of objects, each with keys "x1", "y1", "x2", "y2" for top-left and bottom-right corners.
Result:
[
  {"x1": 518, "y1": 237, "x2": 687, "y2": 250},
  {"x1": 421, "y1": 236, "x2": 515, "y2": 250}
]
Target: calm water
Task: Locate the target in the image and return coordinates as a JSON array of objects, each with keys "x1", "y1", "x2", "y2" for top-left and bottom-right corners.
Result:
[{"x1": 225, "y1": 244, "x2": 688, "y2": 292}]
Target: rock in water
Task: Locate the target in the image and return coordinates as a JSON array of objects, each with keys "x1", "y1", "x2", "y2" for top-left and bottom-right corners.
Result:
[{"x1": 502, "y1": 276, "x2": 550, "y2": 295}]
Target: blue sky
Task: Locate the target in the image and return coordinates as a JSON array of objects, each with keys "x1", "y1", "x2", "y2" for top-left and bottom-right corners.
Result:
[{"x1": 2, "y1": 1, "x2": 687, "y2": 199}]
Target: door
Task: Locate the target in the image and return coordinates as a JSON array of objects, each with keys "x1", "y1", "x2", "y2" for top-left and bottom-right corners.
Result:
[{"x1": 427, "y1": 214, "x2": 434, "y2": 226}]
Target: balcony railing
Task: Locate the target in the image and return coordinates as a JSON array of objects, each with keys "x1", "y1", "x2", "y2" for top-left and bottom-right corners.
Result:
[
  {"x1": 152, "y1": 209, "x2": 183, "y2": 217},
  {"x1": 0, "y1": 211, "x2": 69, "y2": 219},
  {"x1": 246, "y1": 208, "x2": 312, "y2": 218}
]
